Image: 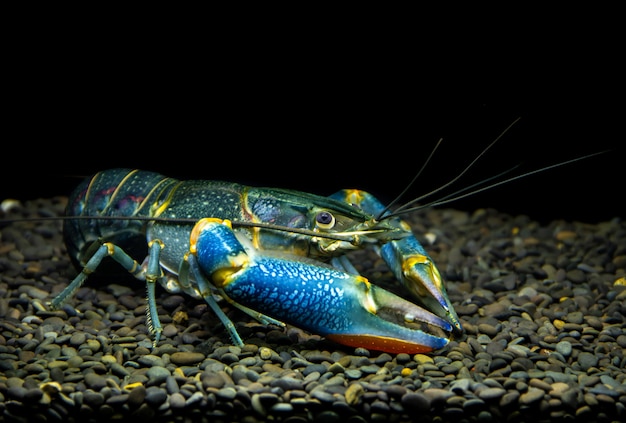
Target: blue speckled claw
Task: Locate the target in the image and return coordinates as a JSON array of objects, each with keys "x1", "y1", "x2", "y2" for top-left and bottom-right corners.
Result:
[{"x1": 190, "y1": 218, "x2": 452, "y2": 354}]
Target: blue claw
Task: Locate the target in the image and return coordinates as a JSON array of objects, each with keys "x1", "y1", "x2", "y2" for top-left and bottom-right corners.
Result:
[{"x1": 192, "y1": 218, "x2": 452, "y2": 354}]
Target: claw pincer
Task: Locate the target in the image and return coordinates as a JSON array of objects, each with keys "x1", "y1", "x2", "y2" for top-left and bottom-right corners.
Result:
[{"x1": 190, "y1": 218, "x2": 451, "y2": 354}]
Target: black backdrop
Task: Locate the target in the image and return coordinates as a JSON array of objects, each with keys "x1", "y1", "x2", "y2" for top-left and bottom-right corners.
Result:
[
  {"x1": 0, "y1": 96, "x2": 625, "y2": 227},
  {"x1": 3, "y1": 15, "x2": 624, "y2": 226},
  {"x1": 3, "y1": 99, "x2": 621, "y2": 225}
]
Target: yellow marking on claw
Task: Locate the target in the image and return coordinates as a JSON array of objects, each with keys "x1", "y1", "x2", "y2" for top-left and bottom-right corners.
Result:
[
  {"x1": 343, "y1": 189, "x2": 366, "y2": 206},
  {"x1": 189, "y1": 218, "x2": 248, "y2": 288},
  {"x1": 212, "y1": 255, "x2": 248, "y2": 288},
  {"x1": 190, "y1": 218, "x2": 230, "y2": 254},
  {"x1": 355, "y1": 276, "x2": 377, "y2": 314},
  {"x1": 403, "y1": 255, "x2": 443, "y2": 290}
]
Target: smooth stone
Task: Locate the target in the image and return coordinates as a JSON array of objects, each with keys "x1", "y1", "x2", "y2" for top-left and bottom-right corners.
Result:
[
  {"x1": 146, "y1": 366, "x2": 171, "y2": 385},
  {"x1": 555, "y1": 340, "x2": 572, "y2": 357},
  {"x1": 577, "y1": 352, "x2": 599, "y2": 370},
  {"x1": 169, "y1": 392, "x2": 186, "y2": 409},
  {"x1": 477, "y1": 387, "x2": 506, "y2": 400},
  {"x1": 144, "y1": 388, "x2": 168, "y2": 407},
  {"x1": 83, "y1": 373, "x2": 107, "y2": 390},
  {"x1": 519, "y1": 387, "x2": 544, "y2": 405},
  {"x1": 127, "y1": 385, "x2": 146, "y2": 407},
  {"x1": 169, "y1": 351, "x2": 205, "y2": 365},
  {"x1": 401, "y1": 392, "x2": 431, "y2": 412}
]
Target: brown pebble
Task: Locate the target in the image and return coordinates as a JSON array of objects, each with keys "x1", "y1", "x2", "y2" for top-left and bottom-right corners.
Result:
[
  {"x1": 345, "y1": 382, "x2": 364, "y2": 405},
  {"x1": 169, "y1": 352, "x2": 205, "y2": 365},
  {"x1": 529, "y1": 378, "x2": 553, "y2": 392},
  {"x1": 519, "y1": 388, "x2": 544, "y2": 405},
  {"x1": 127, "y1": 385, "x2": 146, "y2": 407},
  {"x1": 555, "y1": 230, "x2": 577, "y2": 241}
]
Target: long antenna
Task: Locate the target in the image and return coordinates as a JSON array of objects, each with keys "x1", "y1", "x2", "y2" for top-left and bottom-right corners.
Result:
[
  {"x1": 379, "y1": 117, "x2": 521, "y2": 220},
  {"x1": 381, "y1": 150, "x2": 609, "y2": 219}
]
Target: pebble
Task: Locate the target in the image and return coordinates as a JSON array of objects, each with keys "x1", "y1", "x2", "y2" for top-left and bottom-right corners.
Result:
[
  {"x1": 577, "y1": 352, "x2": 599, "y2": 370},
  {"x1": 1, "y1": 198, "x2": 624, "y2": 422},
  {"x1": 169, "y1": 392, "x2": 187, "y2": 409},
  {"x1": 146, "y1": 366, "x2": 170, "y2": 385},
  {"x1": 478, "y1": 387, "x2": 506, "y2": 400},
  {"x1": 169, "y1": 351, "x2": 205, "y2": 365}
]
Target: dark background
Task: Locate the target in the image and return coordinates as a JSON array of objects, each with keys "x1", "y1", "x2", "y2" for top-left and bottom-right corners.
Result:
[
  {"x1": 3, "y1": 98, "x2": 621, "y2": 226},
  {"x1": 2, "y1": 29, "x2": 623, "y2": 226}
]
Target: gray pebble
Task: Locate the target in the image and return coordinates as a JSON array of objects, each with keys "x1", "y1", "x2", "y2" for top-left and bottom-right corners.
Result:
[
  {"x1": 499, "y1": 391, "x2": 520, "y2": 407},
  {"x1": 110, "y1": 363, "x2": 130, "y2": 377},
  {"x1": 314, "y1": 410, "x2": 340, "y2": 422},
  {"x1": 137, "y1": 354, "x2": 165, "y2": 367},
  {"x1": 271, "y1": 402, "x2": 294, "y2": 414},
  {"x1": 401, "y1": 392, "x2": 430, "y2": 411},
  {"x1": 106, "y1": 393, "x2": 129, "y2": 407},
  {"x1": 144, "y1": 388, "x2": 168, "y2": 407},
  {"x1": 215, "y1": 387, "x2": 237, "y2": 401},
  {"x1": 83, "y1": 392, "x2": 105, "y2": 408},
  {"x1": 561, "y1": 388, "x2": 580, "y2": 409},
  {"x1": 478, "y1": 387, "x2": 506, "y2": 400},
  {"x1": 186, "y1": 391, "x2": 204, "y2": 406},
  {"x1": 555, "y1": 340, "x2": 572, "y2": 357},
  {"x1": 311, "y1": 389, "x2": 335, "y2": 403},
  {"x1": 83, "y1": 373, "x2": 107, "y2": 390},
  {"x1": 165, "y1": 375, "x2": 180, "y2": 394},
  {"x1": 424, "y1": 388, "x2": 454, "y2": 405},
  {"x1": 169, "y1": 392, "x2": 186, "y2": 409},
  {"x1": 146, "y1": 366, "x2": 170, "y2": 385},
  {"x1": 270, "y1": 376, "x2": 303, "y2": 391},
  {"x1": 302, "y1": 364, "x2": 327, "y2": 376},
  {"x1": 577, "y1": 352, "x2": 599, "y2": 370},
  {"x1": 69, "y1": 332, "x2": 86, "y2": 346}
]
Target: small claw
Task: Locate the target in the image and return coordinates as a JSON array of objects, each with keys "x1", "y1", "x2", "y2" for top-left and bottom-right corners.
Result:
[
  {"x1": 401, "y1": 254, "x2": 463, "y2": 335},
  {"x1": 381, "y1": 241, "x2": 463, "y2": 336}
]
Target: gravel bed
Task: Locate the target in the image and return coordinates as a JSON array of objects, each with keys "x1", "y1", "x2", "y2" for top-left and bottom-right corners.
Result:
[{"x1": 0, "y1": 197, "x2": 625, "y2": 423}]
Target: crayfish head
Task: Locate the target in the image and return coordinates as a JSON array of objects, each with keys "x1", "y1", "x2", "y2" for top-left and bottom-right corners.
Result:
[{"x1": 312, "y1": 218, "x2": 409, "y2": 256}]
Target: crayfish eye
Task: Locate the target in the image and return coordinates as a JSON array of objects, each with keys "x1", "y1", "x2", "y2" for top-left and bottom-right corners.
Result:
[{"x1": 315, "y1": 211, "x2": 336, "y2": 230}]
